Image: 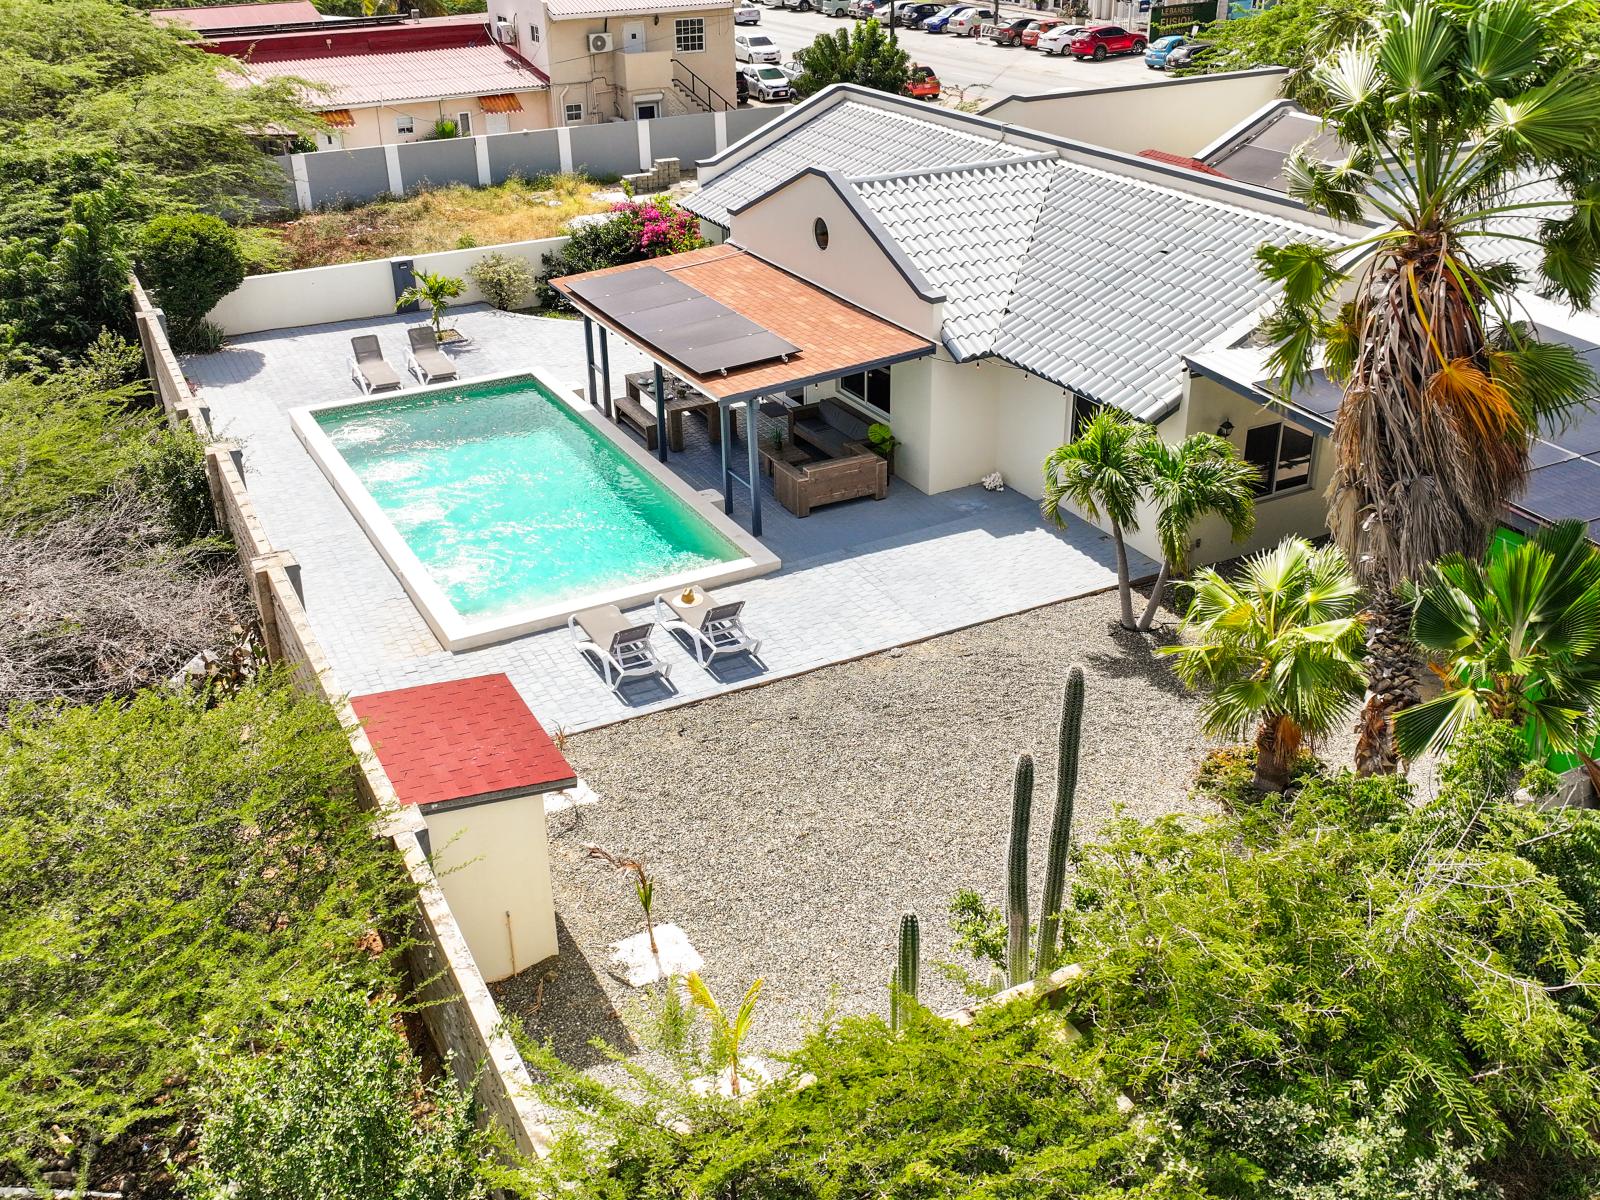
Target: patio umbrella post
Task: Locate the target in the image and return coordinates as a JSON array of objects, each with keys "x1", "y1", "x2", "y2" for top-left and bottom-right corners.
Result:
[
  {"x1": 582, "y1": 316, "x2": 597, "y2": 408},
  {"x1": 746, "y1": 399, "x2": 762, "y2": 537},
  {"x1": 719, "y1": 400, "x2": 734, "y2": 515},
  {"x1": 599, "y1": 326, "x2": 613, "y2": 420},
  {"x1": 653, "y1": 363, "x2": 668, "y2": 463}
]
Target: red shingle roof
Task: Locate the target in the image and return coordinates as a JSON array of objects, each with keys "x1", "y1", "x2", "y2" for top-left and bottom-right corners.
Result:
[{"x1": 352, "y1": 674, "x2": 575, "y2": 810}]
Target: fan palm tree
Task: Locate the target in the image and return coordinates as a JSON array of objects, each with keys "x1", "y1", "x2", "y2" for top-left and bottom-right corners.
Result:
[
  {"x1": 395, "y1": 270, "x2": 463, "y2": 338},
  {"x1": 1255, "y1": 0, "x2": 1600, "y2": 776},
  {"x1": 1395, "y1": 520, "x2": 1600, "y2": 766},
  {"x1": 1042, "y1": 409, "x2": 1154, "y2": 630},
  {"x1": 1134, "y1": 433, "x2": 1260, "y2": 632},
  {"x1": 1164, "y1": 537, "x2": 1368, "y2": 792}
]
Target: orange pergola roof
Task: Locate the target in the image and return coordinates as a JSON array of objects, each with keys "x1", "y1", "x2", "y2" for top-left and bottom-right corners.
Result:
[
  {"x1": 553, "y1": 245, "x2": 935, "y2": 402},
  {"x1": 479, "y1": 93, "x2": 524, "y2": 113},
  {"x1": 320, "y1": 108, "x2": 356, "y2": 128}
]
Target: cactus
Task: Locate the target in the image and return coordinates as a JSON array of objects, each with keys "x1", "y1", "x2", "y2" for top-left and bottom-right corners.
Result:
[
  {"x1": 891, "y1": 911, "x2": 920, "y2": 1029},
  {"x1": 1036, "y1": 667, "x2": 1084, "y2": 975},
  {"x1": 1005, "y1": 752, "x2": 1034, "y2": 988}
]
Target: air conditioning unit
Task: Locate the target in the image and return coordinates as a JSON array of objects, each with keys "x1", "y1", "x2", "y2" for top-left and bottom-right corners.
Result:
[
  {"x1": 587, "y1": 31, "x2": 614, "y2": 52},
  {"x1": 493, "y1": 15, "x2": 518, "y2": 42}
]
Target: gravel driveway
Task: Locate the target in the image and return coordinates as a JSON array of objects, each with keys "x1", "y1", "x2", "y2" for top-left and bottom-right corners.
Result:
[{"x1": 493, "y1": 586, "x2": 1222, "y2": 1069}]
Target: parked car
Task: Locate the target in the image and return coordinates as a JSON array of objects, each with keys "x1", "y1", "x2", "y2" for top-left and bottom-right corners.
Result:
[
  {"x1": 1143, "y1": 33, "x2": 1186, "y2": 67},
  {"x1": 946, "y1": 6, "x2": 995, "y2": 34},
  {"x1": 1068, "y1": 23, "x2": 1145, "y2": 59},
  {"x1": 1034, "y1": 22, "x2": 1086, "y2": 53},
  {"x1": 919, "y1": 4, "x2": 970, "y2": 32},
  {"x1": 902, "y1": 62, "x2": 940, "y2": 99},
  {"x1": 848, "y1": 0, "x2": 876, "y2": 15},
  {"x1": 740, "y1": 63, "x2": 794, "y2": 101},
  {"x1": 897, "y1": 1, "x2": 941, "y2": 23},
  {"x1": 981, "y1": 14, "x2": 1033, "y2": 42},
  {"x1": 736, "y1": 70, "x2": 749, "y2": 102},
  {"x1": 734, "y1": 1, "x2": 762, "y2": 22},
  {"x1": 1163, "y1": 38, "x2": 1214, "y2": 67},
  {"x1": 1021, "y1": 16, "x2": 1066, "y2": 46},
  {"x1": 780, "y1": 59, "x2": 805, "y2": 82},
  {"x1": 820, "y1": 0, "x2": 853, "y2": 12},
  {"x1": 734, "y1": 32, "x2": 782, "y2": 62}
]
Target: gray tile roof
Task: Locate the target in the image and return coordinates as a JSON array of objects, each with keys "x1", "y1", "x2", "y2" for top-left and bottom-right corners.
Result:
[{"x1": 686, "y1": 99, "x2": 1036, "y2": 228}]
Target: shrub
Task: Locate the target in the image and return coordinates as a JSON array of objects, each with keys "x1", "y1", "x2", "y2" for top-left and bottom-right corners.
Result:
[
  {"x1": 535, "y1": 198, "x2": 704, "y2": 310},
  {"x1": 427, "y1": 118, "x2": 460, "y2": 140},
  {"x1": 469, "y1": 250, "x2": 536, "y2": 311},
  {"x1": 184, "y1": 992, "x2": 491, "y2": 1200},
  {"x1": 134, "y1": 213, "x2": 246, "y2": 349},
  {"x1": 0, "y1": 680, "x2": 412, "y2": 1186}
]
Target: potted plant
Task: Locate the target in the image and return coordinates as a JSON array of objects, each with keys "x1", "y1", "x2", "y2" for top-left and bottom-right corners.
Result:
[{"x1": 866, "y1": 422, "x2": 899, "y2": 476}]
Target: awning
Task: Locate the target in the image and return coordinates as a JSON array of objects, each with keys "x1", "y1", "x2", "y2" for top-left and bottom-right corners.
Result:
[
  {"x1": 320, "y1": 108, "x2": 356, "y2": 128},
  {"x1": 479, "y1": 93, "x2": 524, "y2": 113}
]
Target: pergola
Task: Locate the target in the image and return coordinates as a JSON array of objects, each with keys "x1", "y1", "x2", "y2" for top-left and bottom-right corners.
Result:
[{"x1": 554, "y1": 245, "x2": 935, "y2": 536}]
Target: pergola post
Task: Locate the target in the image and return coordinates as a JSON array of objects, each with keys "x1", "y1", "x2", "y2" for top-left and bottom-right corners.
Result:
[
  {"x1": 598, "y1": 326, "x2": 613, "y2": 420},
  {"x1": 652, "y1": 362, "x2": 667, "y2": 463},
  {"x1": 581, "y1": 316, "x2": 597, "y2": 407},
  {"x1": 746, "y1": 399, "x2": 762, "y2": 537},
  {"x1": 719, "y1": 401, "x2": 734, "y2": 515}
]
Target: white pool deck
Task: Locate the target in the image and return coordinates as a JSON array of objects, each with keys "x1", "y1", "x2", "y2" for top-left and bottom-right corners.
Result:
[{"x1": 185, "y1": 305, "x2": 1150, "y2": 732}]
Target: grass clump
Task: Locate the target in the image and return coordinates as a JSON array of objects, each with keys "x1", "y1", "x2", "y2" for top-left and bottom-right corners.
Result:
[
  {"x1": 246, "y1": 175, "x2": 607, "y2": 272},
  {"x1": 0, "y1": 678, "x2": 413, "y2": 1190}
]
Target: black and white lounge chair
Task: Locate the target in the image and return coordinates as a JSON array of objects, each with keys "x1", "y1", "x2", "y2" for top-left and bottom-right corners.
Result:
[
  {"x1": 349, "y1": 335, "x2": 402, "y2": 393},
  {"x1": 569, "y1": 605, "x2": 669, "y2": 692},
  {"x1": 654, "y1": 586, "x2": 759, "y2": 668}
]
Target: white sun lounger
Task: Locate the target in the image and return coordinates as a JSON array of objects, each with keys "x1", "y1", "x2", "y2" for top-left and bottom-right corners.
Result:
[
  {"x1": 654, "y1": 586, "x2": 759, "y2": 667},
  {"x1": 349, "y1": 335, "x2": 402, "y2": 393},
  {"x1": 407, "y1": 325, "x2": 459, "y2": 384},
  {"x1": 569, "y1": 605, "x2": 669, "y2": 691}
]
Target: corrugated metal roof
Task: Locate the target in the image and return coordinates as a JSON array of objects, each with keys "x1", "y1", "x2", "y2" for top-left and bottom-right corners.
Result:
[
  {"x1": 545, "y1": 0, "x2": 730, "y2": 16},
  {"x1": 685, "y1": 100, "x2": 1036, "y2": 228},
  {"x1": 236, "y1": 42, "x2": 547, "y2": 107},
  {"x1": 152, "y1": 1, "x2": 322, "y2": 29}
]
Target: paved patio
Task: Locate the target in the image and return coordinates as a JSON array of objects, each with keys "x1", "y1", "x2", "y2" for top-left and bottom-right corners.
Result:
[{"x1": 185, "y1": 305, "x2": 1150, "y2": 732}]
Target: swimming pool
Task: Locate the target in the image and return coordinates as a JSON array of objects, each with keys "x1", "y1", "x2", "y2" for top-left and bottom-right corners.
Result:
[{"x1": 293, "y1": 372, "x2": 776, "y2": 649}]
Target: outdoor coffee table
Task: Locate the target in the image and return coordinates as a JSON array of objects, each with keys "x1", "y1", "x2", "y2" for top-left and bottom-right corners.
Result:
[{"x1": 759, "y1": 441, "x2": 814, "y2": 476}]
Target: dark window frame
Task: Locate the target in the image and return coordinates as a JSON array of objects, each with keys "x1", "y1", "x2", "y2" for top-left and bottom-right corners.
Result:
[{"x1": 1242, "y1": 418, "x2": 1316, "y2": 497}]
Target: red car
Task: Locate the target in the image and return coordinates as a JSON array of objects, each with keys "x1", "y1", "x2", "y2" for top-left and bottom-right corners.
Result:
[
  {"x1": 984, "y1": 15, "x2": 1035, "y2": 44},
  {"x1": 1020, "y1": 16, "x2": 1066, "y2": 47},
  {"x1": 902, "y1": 63, "x2": 940, "y2": 100},
  {"x1": 1069, "y1": 22, "x2": 1146, "y2": 59}
]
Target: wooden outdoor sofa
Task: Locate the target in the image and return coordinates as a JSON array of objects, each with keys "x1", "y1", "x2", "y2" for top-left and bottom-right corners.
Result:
[{"x1": 770, "y1": 440, "x2": 888, "y2": 517}]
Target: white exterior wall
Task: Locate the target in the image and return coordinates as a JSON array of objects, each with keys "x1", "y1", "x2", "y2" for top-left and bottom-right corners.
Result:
[{"x1": 423, "y1": 793, "x2": 559, "y2": 983}]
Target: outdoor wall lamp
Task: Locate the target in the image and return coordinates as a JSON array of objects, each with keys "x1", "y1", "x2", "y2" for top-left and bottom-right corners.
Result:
[{"x1": 1216, "y1": 418, "x2": 1235, "y2": 438}]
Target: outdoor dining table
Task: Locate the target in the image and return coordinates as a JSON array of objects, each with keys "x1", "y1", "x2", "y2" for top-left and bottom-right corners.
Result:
[{"x1": 624, "y1": 370, "x2": 739, "y2": 453}]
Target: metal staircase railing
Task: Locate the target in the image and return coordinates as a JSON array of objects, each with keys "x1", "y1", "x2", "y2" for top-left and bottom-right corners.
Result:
[{"x1": 672, "y1": 58, "x2": 733, "y2": 112}]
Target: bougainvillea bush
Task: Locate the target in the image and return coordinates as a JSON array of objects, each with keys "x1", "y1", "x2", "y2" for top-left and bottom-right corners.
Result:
[{"x1": 535, "y1": 196, "x2": 705, "y2": 310}]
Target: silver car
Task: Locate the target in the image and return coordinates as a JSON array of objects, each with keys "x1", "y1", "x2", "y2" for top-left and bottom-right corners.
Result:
[
  {"x1": 740, "y1": 63, "x2": 793, "y2": 101},
  {"x1": 734, "y1": 32, "x2": 782, "y2": 62}
]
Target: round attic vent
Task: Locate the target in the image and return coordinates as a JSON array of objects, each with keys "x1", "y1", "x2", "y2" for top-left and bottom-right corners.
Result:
[{"x1": 814, "y1": 217, "x2": 829, "y2": 250}]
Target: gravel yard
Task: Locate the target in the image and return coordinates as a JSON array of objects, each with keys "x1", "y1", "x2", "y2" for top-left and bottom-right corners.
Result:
[{"x1": 493, "y1": 585, "x2": 1223, "y2": 1069}]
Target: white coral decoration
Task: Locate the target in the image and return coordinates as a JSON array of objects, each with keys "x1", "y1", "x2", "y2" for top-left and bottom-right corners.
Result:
[{"x1": 981, "y1": 471, "x2": 1005, "y2": 492}]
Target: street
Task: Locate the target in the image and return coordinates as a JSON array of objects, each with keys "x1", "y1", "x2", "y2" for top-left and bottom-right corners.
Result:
[{"x1": 745, "y1": 5, "x2": 1154, "y2": 110}]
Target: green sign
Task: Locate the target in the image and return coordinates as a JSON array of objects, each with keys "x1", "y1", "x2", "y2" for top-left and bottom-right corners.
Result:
[{"x1": 1149, "y1": 0, "x2": 1217, "y2": 36}]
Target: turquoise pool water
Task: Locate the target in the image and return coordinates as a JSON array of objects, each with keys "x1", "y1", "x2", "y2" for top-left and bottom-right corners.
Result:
[{"x1": 315, "y1": 376, "x2": 741, "y2": 619}]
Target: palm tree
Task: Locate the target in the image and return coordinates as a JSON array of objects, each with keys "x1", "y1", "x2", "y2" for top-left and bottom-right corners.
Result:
[
  {"x1": 1395, "y1": 520, "x2": 1600, "y2": 767},
  {"x1": 1255, "y1": 0, "x2": 1600, "y2": 776},
  {"x1": 1164, "y1": 537, "x2": 1368, "y2": 793},
  {"x1": 395, "y1": 270, "x2": 463, "y2": 338},
  {"x1": 1042, "y1": 409, "x2": 1153, "y2": 630},
  {"x1": 1134, "y1": 433, "x2": 1260, "y2": 632}
]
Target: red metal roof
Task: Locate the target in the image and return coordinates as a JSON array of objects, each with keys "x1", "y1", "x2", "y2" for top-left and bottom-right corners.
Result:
[
  {"x1": 152, "y1": 1, "x2": 322, "y2": 29},
  {"x1": 208, "y1": 20, "x2": 548, "y2": 106},
  {"x1": 351, "y1": 674, "x2": 576, "y2": 810},
  {"x1": 1137, "y1": 149, "x2": 1229, "y2": 178}
]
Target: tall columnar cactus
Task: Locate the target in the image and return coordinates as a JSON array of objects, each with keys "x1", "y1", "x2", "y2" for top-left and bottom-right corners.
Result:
[
  {"x1": 891, "y1": 911, "x2": 920, "y2": 1030},
  {"x1": 1036, "y1": 667, "x2": 1085, "y2": 975},
  {"x1": 1005, "y1": 752, "x2": 1035, "y2": 988}
]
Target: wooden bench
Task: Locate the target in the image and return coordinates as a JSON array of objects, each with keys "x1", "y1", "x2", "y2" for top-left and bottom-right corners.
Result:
[{"x1": 613, "y1": 392, "x2": 659, "y2": 451}]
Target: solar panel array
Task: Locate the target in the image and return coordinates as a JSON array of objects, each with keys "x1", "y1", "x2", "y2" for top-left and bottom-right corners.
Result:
[{"x1": 567, "y1": 266, "x2": 800, "y2": 377}]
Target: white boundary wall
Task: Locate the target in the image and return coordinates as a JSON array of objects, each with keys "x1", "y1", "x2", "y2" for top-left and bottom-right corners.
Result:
[{"x1": 208, "y1": 235, "x2": 571, "y2": 336}]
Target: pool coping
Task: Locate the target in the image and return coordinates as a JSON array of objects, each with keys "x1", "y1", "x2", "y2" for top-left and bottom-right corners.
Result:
[{"x1": 290, "y1": 368, "x2": 780, "y2": 651}]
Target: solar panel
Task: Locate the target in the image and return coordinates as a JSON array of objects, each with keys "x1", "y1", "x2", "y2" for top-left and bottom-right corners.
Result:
[
  {"x1": 568, "y1": 266, "x2": 800, "y2": 376},
  {"x1": 1517, "y1": 457, "x2": 1600, "y2": 523}
]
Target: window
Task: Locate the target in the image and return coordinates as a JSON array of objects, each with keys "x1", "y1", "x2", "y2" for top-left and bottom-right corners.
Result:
[
  {"x1": 840, "y1": 366, "x2": 891, "y2": 416},
  {"x1": 1242, "y1": 419, "x2": 1315, "y2": 496},
  {"x1": 564, "y1": 102, "x2": 584, "y2": 123},
  {"x1": 675, "y1": 16, "x2": 706, "y2": 51},
  {"x1": 395, "y1": 114, "x2": 415, "y2": 135},
  {"x1": 1070, "y1": 393, "x2": 1102, "y2": 440},
  {"x1": 456, "y1": 110, "x2": 473, "y2": 136},
  {"x1": 813, "y1": 218, "x2": 829, "y2": 250}
]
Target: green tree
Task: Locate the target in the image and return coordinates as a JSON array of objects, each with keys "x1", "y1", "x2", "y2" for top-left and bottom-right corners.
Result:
[
  {"x1": 1134, "y1": 432, "x2": 1258, "y2": 632},
  {"x1": 1188, "y1": 0, "x2": 1377, "y2": 107},
  {"x1": 1042, "y1": 408, "x2": 1154, "y2": 630},
  {"x1": 1164, "y1": 536, "x2": 1368, "y2": 792},
  {"x1": 1255, "y1": 0, "x2": 1600, "y2": 775},
  {"x1": 135, "y1": 212, "x2": 246, "y2": 348},
  {"x1": 397, "y1": 270, "x2": 464, "y2": 337},
  {"x1": 792, "y1": 19, "x2": 911, "y2": 99},
  {"x1": 1395, "y1": 519, "x2": 1600, "y2": 765}
]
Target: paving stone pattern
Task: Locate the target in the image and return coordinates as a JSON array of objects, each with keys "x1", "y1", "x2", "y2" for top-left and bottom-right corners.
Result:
[{"x1": 186, "y1": 306, "x2": 1149, "y2": 732}]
